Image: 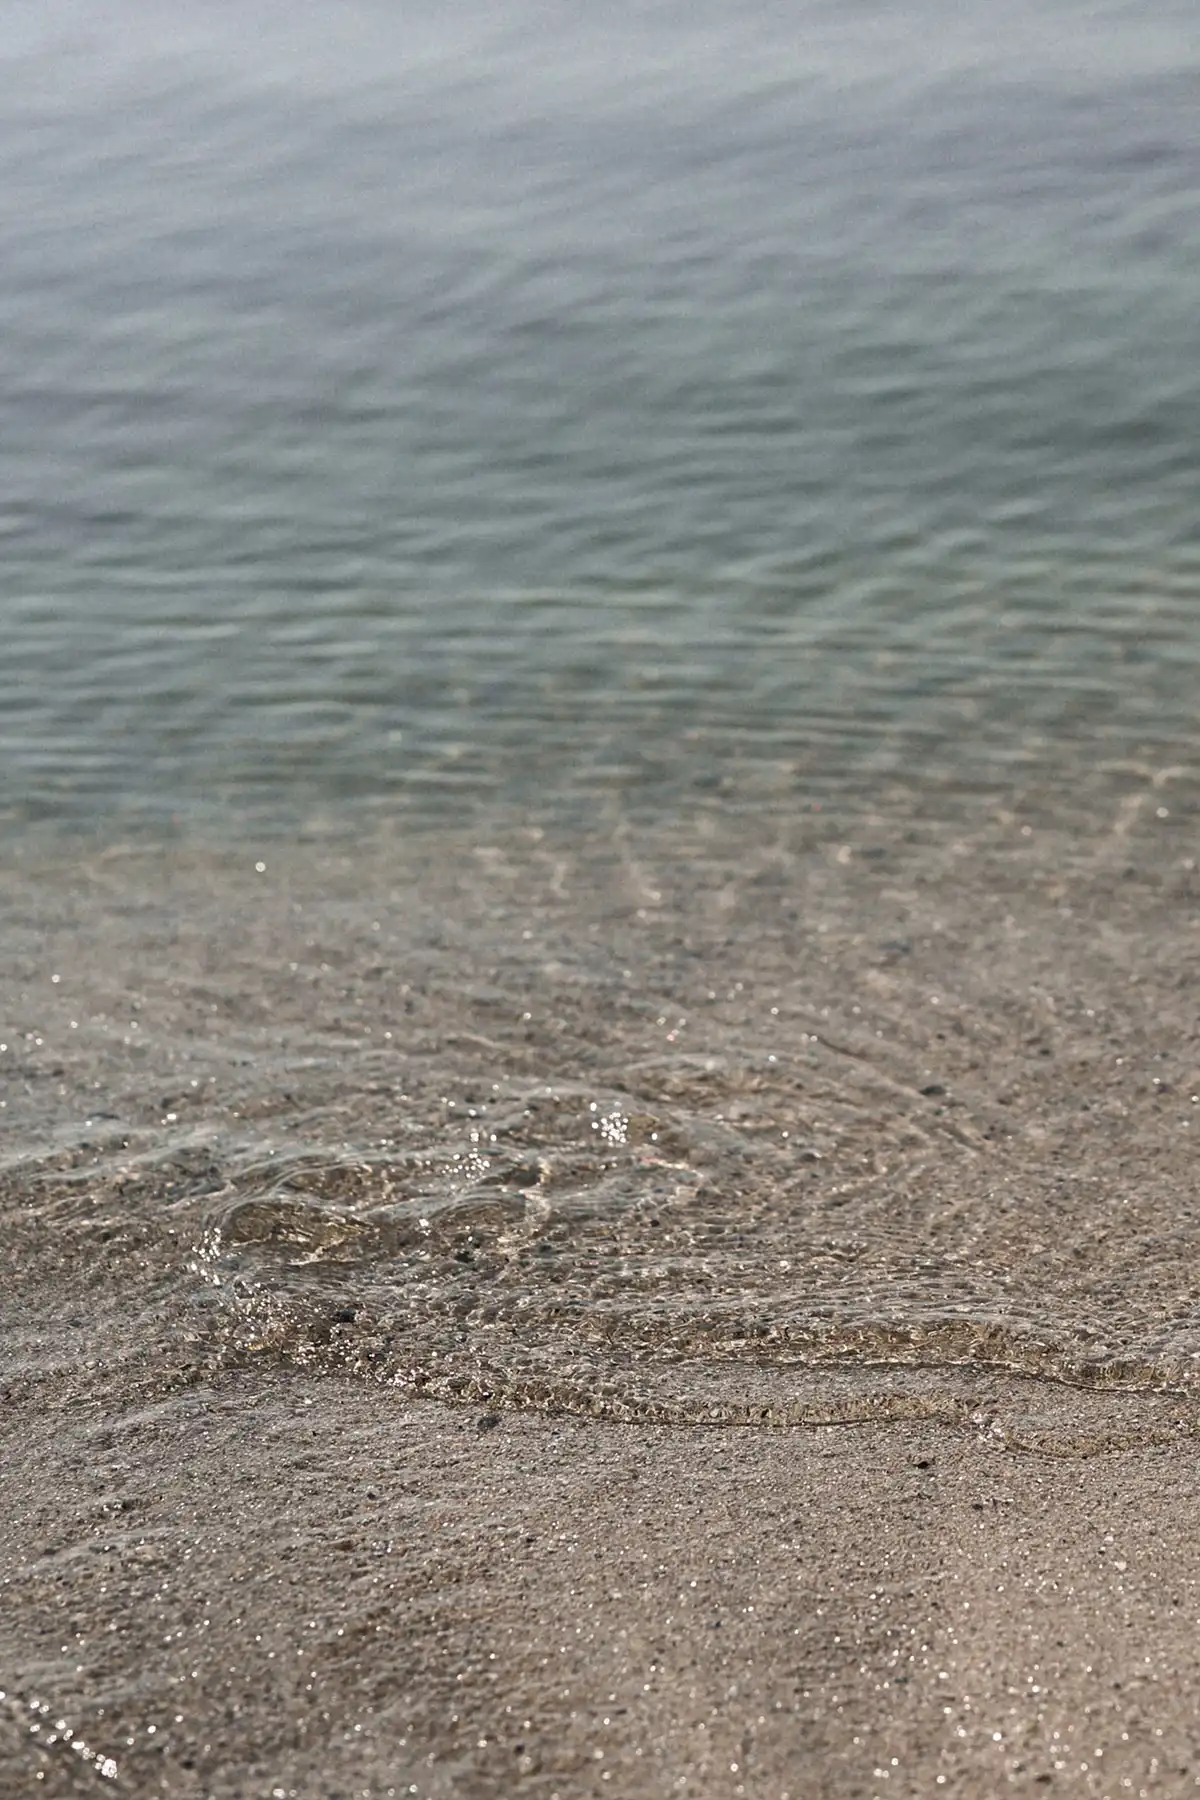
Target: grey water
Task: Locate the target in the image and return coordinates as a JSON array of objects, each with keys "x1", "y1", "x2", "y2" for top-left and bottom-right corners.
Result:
[{"x1": 2, "y1": 0, "x2": 1199, "y2": 839}]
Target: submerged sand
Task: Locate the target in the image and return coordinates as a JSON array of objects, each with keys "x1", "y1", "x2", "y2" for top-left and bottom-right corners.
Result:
[{"x1": 4, "y1": 788, "x2": 1200, "y2": 1795}]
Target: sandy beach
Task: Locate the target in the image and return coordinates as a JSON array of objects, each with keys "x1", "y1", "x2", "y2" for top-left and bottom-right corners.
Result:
[
  {"x1": 4, "y1": 1359, "x2": 1200, "y2": 1798},
  {"x1": 4, "y1": 809, "x2": 1200, "y2": 1796}
]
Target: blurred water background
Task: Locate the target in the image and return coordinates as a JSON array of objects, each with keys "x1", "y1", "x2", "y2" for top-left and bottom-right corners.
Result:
[{"x1": 1, "y1": 0, "x2": 1198, "y2": 838}]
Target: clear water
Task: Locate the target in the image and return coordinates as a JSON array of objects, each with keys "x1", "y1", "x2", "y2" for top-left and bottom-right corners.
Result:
[
  {"x1": 2, "y1": 0, "x2": 1198, "y2": 835},
  {"x1": 4, "y1": 2, "x2": 1200, "y2": 1448}
]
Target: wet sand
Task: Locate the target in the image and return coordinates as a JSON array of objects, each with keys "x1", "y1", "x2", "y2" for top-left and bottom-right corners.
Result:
[
  {"x1": 4, "y1": 1364, "x2": 1200, "y2": 1798},
  {"x1": 4, "y1": 793, "x2": 1200, "y2": 1795}
]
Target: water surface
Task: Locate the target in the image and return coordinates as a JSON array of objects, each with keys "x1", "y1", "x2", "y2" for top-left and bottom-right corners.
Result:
[
  {"x1": 1, "y1": 0, "x2": 1197, "y2": 833},
  {"x1": 3, "y1": 2, "x2": 1200, "y2": 1453}
]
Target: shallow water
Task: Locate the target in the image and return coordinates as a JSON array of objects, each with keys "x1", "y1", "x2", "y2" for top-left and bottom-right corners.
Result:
[
  {"x1": 3, "y1": 2, "x2": 1200, "y2": 1450},
  {"x1": 5, "y1": 794, "x2": 1200, "y2": 1450}
]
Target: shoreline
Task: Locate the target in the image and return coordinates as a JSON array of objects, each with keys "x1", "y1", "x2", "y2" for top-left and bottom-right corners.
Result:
[{"x1": 5, "y1": 808, "x2": 1200, "y2": 1795}]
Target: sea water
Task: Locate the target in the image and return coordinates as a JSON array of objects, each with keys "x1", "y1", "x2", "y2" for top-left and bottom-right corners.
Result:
[{"x1": 3, "y1": 0, "x2": 1200, "y2": 1440}]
